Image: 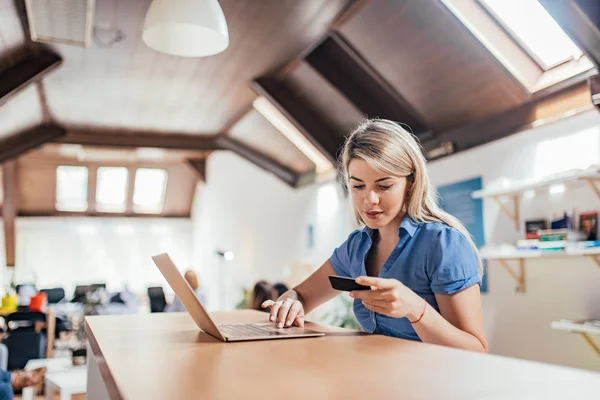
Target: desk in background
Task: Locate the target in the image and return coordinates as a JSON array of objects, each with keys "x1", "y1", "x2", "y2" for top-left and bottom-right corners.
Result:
[{"x1": 85, "y1": 310, "x2": 600, "y2": 399}]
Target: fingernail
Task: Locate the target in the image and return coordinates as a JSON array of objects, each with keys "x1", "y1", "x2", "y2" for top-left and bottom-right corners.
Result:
[
  {"x1": 286, "y1": 320, "x2": 291, "y2": 326},
  {"x1": 269, "y1": 316, "x2": 274, "y2": 322},
  {"x1": 277, "y1": 322, "x2": 283, "y2": 328}
]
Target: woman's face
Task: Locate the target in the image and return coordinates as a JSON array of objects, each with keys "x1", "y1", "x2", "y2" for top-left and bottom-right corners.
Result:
[{"x1": 348, "y1": 158, "x2": 410, "y2": 230}]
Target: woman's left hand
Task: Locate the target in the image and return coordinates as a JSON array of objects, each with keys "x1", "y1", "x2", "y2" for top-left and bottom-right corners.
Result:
[{"x1": 350, "y1": 276, "x2": 424, "y2": 320}]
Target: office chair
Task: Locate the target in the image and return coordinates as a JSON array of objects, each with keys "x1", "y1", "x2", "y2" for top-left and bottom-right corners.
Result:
[
  {"x1": 91, "y1": 283, "x2": 106, "y2": 291},
  {"x1": 71, "y1": 285, "x2": 93, "y2": 303},
  {"x1": 40, "y1": 288, "x2": 66, "y2": 304},
  {"x1": 147, "y1": 287, "x2": 167, "y2": 313},
  {"x1": 3, "y1": 312, "x2": 48, "y2": 370}
]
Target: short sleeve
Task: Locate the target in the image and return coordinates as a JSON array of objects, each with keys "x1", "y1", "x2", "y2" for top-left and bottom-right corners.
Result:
[
  {"x1": 330, "y1": 230, "x2": 362, "y2": 278},
  {"x1": 426, "y1": 227, "x2": 481, "y2": 294}
]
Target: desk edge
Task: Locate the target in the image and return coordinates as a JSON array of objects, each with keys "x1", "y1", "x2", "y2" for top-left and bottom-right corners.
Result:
[{"x1": 84, "y1": 318, "x2": 125, "y2": 400}]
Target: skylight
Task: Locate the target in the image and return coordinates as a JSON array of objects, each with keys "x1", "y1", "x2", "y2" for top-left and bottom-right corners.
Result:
[
  {"x1": 56, "y1": 166, "x2": 88, "y2": 212},
  {"x1": 132, "y1": 168, "x2": 168, "y2": 213},
  {"x1": 96, "y1": 167, "x2": 128, "y2": 213},
  {"x1": 479, "y1": 0, "x2": 583, "y2": 70}
]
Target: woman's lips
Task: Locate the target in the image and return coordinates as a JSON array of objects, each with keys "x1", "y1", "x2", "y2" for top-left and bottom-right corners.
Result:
[{"x1": 364, "y1": 211, "x2": 383, "y2": 219}]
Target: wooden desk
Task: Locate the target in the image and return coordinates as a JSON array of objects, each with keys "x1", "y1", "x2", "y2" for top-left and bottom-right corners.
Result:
[{"x1": 85, "y1": 310, "x2": 600, "y2": 399}]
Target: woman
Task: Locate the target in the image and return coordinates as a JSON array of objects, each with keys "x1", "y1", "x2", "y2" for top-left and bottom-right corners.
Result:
[
  {"x1": 263, "y1": 119, "x2": 487, "y2": 352},
  {"x1": 250, "y1": 281, "x2": 277, "y2": 312},
  {"x1": 166, "y1": 270, "x2": 206, "y2": 312}
]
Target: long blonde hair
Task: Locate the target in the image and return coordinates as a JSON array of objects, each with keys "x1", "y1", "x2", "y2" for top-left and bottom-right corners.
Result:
[{"x1": 339, "y1": 119, "x2": 483, "y2": 276}]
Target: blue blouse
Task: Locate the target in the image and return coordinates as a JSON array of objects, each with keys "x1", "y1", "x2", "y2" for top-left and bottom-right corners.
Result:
[{"x1": 330, "y1": 216, "x2": 480, "y2": 341}]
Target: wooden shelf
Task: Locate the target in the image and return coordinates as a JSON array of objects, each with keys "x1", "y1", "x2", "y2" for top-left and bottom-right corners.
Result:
[
  {"x1": 471, "y1": 166, "x2": 600, "y2": 230},
  {"x1": 481, "y1": 247, "x2": 600, "y2": 293},
  {"x1": 472, "y1": 166, "x2": 600, "y2": 199},
  {"x1": 551, "y1": 319, "x2": 600, "y2": 356}
]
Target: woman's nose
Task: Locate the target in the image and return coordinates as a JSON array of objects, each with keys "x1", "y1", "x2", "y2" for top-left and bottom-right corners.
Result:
[{"x1": 365, "y1": 190, "x2": 379, "y2": 205}]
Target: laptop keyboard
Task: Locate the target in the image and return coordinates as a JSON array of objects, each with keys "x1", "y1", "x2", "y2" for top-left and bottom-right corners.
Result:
[{"x1": 217, "y1": 324, "x2": 282, "y2": 338}]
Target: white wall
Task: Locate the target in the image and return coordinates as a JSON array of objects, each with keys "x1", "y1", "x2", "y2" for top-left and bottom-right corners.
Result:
[
  {"x1": 428, "y1": 110, "x2": 600, "y2": 371},
  {"x1": 191, "y1": 151, "x2": 354, "y2": 311},
  {"x1": 0, "y1": 217, "x2": 193, "y2": 298}
]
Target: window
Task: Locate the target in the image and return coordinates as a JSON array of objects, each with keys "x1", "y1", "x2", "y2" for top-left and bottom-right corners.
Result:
[
  {"x1": 56, "y1": 166, "x2": 88, "y2": 211},
  {"x1": 479, "y1": 0, "x2": 583, "y2": 70},
  {"x1": 96, "y1": 167, "x2": 128, "y2": 213},
  {"x1": 132, "y1": 168, "x2": 168, "y2": 213}
]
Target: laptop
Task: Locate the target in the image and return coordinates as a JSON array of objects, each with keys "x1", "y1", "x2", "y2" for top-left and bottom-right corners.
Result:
[{"x1": 151, "y1": 253, "x2": 325, "y2": 342}]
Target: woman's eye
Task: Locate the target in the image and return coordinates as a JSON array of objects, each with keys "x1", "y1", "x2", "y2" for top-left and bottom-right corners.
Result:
[
  {"x1": 352, "y1": 185, "x2": 365, "y2": 190},
  {"x1": 378, "y1": 185, "x2": 393, "y2": 190}
]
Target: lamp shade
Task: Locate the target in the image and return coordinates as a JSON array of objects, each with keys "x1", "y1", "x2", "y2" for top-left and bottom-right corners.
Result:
[{"x1": 143, "y1": 0, "x2": 229, "y2": 57}]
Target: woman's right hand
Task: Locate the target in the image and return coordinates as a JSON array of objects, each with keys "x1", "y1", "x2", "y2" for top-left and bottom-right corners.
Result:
[{"x1": 261, "y1": 298, "x2": 305, "y2": 328}]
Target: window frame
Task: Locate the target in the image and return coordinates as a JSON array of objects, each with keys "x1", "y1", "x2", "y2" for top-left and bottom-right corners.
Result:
[
  {"x1": 55, "y1": 165, "x2": 89, "y2": 212},
  {"x1": 132, "y1": 167, "x2": 168, "y2": 214},
  {"x1": 477, "y1": 0, "x2": 582, "y2": 71}
]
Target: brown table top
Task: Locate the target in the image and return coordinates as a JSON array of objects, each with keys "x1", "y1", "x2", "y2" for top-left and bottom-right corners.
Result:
[{"x1": 85, "y1": 310, "x2": 600, "y2": 399}]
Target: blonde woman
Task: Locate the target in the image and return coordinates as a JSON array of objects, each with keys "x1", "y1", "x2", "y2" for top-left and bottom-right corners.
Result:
[{"x1": 263, "y1": 119, "x2": 487, "y2": 352}]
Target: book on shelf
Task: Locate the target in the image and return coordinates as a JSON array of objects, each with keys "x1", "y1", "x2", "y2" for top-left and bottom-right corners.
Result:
[{"x1": 579, "y1": 211, "x2": 598, "y2": 241}]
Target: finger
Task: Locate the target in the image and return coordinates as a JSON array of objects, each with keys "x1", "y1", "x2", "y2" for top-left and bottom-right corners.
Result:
[
  {"x1": 294, "y1": 314, "x2": 304, "y2": 327},
  {"x1": 355, "y1": 276, "x2": 399, "y2": 289},
  {"x1": 350, "y1": 289, "x2": 393, "y2": 301},
  {"x1": 362, "y1": 301, "x2": 389, "y2": 314},
  {"x1": 362, "y1": 298, "x2": 394, "y2": 308},
  {"x1": 276, "y1": 299, "x2": 294, "y2": 328},
  {"x1": 269, "y1": 301, "x2": 283, "y2": 323},
  {"x1": 261, "y1": 300, "x2": 275, "y2": 309},
  {"x1": 285, "y1": 302, "x2": 302, "y2": 327}
]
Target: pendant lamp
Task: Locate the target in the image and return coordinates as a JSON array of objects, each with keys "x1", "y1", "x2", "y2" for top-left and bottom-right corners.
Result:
[{"x1": 143, "y1": 0, "x2": 229, "y2": 57}]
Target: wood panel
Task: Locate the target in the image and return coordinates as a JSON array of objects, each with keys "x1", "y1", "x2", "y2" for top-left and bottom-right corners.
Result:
[
  {"x1": 0, "y1": 123, "x2": 66, "y2": 163},
  {"x1": 422, "y1": 82, "x2": 594, "y2": 159},
  {"x1": 216, "y1": 136, "x2": 307, "y2": 187},
  {"x1": 305, "y1": 33, "x2": 430, "y2": 136},
  {"x1": 41, "y1": 0, "x2": 352, "y2": 133},
  {"x1": 57, "y1": 126, "x2": 221, "y2": 151},
  {"x1": 17, "y1": 154, "x2": 198, "y2": 217},
  {"x1": 284, "y1": 61, "x2": 365, "y2": 136},
  {"x1": 2, "y1": 160, "x2": 16, "y2": 267},
  {"x1": 339, "y1": 0, "x2": 530, "y2": 132},
  {"x1": 0, "y1": 48, "x2": 62, "y2": 107},
  {"x1": 253, "y1": 77, "x2": 344, "y2": 163},
  {"x1": 228, "y1": 109, "x2": 315, "y2": 174}
]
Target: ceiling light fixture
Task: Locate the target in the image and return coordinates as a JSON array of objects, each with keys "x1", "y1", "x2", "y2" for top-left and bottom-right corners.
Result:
[
  {"x1": 143, "y1": 0, "x2": 229, "y2": 57},
  {"x1": 252, "y1": 96, "x2": 334, "y2": 175}
]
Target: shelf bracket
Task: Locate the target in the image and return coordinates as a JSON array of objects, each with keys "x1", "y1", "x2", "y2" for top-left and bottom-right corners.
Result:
[
  {"x1": 497, "y1": 259, "x2": 526, "y2": 293},
  {"x1": 588, "y1": 255, "x2": 600, "y2": 269},
  {"x1": 583, "y1": 178, "x2": 600, "y2": 201},
  {"x1": 580, "y1": 333, "x2": 600, "y2": 356},
  {"x1": 492, "y1": 195, "x2": 520, "y2": 231}
]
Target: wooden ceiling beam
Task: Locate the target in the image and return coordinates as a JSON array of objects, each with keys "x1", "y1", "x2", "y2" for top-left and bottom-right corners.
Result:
[
  {"x1": 422, "y1": 81, "x2": 593, "y2": 160},
  {"x1": 2, "y1": 160, "x2": 17, "y2": 267},
  {"x1": 0, "y1": 47, "x2": 62, "y2": 107},
  {"x1": 0, "y1": 123, "x2": 66, "y2": 163},
  {"x1": 187, "y1": 158, "x2": 208, "y2": 182},
  {"x1": 216, "y1": 136, "x2": 310, "y2": 188},
  {"x1": 539, "y1": 0, "x2": 600, "y2": 69},
  {"x1": 58, "y1": 126, "x2": 313, "y2": 187},
  {"x1": 252, "y1": 77, "x2": 342, "y2": 164},
  {"x1": 57, "y1": 127, "x2": 222, "y2": 151},
  {"x1": 305, "y1": 33, "x2": 431, "y2": 137}
]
